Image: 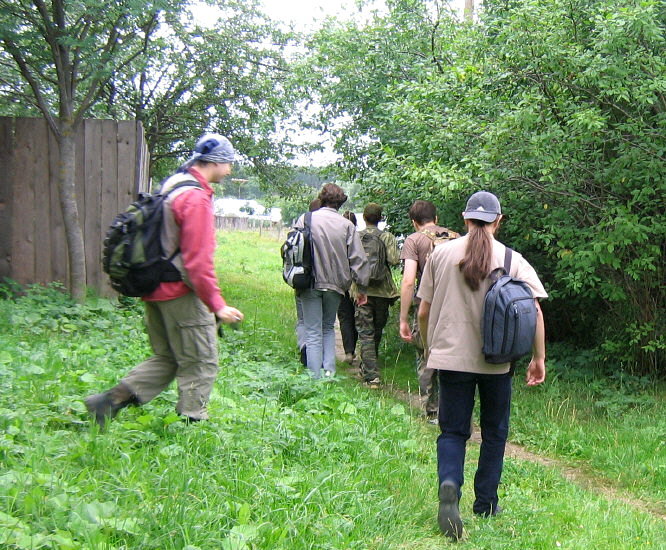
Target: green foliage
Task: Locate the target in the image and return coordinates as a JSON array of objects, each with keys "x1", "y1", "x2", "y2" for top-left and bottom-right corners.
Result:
[
  {"x1": 303, "y1": 0, "x2": 665, "y2": 374},
  {"x1": 112, "y1": 0, "x2": 303, "y2": 185}
]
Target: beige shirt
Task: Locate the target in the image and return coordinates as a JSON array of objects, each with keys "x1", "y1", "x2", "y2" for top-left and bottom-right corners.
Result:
[{"x1": 417, "y1": 235, "x2": 548, "y2": 374}]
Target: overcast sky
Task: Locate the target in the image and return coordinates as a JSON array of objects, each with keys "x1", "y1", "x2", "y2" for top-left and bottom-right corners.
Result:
[{"x1": 260, "y1": 0, "x2": 467, "y2": 31}]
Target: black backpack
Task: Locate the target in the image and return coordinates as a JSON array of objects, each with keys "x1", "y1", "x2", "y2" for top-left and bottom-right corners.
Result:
[
  {"x1": 281, "y1": 211, "x2": 315, "y2": 290},
  {"x1": 360, "y1": 229, "x2": 388, "y2": 285},
  {"x1": 102, "y1": 180, "x2": 201, "y2": 297},
  {"x1": 482, "y1": 247, "x2": 538, "y2": 364}
]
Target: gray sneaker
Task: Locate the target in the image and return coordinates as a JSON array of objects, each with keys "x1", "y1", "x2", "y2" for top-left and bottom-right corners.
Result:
[{"x1": 438, "y1": 480, "x2": 463, "y2": 540}]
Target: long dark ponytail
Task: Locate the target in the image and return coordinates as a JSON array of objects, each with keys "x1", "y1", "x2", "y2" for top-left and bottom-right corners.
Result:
[{"x1": 458, "y1": 220, "x2": 493, "y2": 291}]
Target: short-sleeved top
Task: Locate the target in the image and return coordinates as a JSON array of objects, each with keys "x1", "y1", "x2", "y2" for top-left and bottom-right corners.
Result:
[
  {"x1": 417, "y1": 235, "x2": 548, "y2": 375},
  {"x1": 400, "y1": 224, "x2": 455, "y2": 296}
]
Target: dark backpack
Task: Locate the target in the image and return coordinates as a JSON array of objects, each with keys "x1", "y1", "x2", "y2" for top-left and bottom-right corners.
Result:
[
  {"x1": 281, "y1": 211, "x2": 315, "y2": 290},
  {"x1": 102, "y1": 180, "x2": 201, "y2": 297},
  {"x1": 482, "y1": 247, "x2": 538, "y2": 364},
  {"x1": 360, "y1": 229, "x2": 388, "y2": 285}
]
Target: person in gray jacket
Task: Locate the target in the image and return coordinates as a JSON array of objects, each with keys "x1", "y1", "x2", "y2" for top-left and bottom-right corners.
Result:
[{"x1": 295, "y1": 183, "x2": 369, "y2": 379}]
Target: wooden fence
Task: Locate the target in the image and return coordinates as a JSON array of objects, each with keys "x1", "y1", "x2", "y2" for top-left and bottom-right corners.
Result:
[{"x1": 0, "y1": 117, "x2": 149, "y2": 296}]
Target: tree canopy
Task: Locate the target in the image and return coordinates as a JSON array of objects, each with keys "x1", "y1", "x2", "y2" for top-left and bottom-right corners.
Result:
[{"x1": 300, "y1": 0, "x2": 665, "y2": 374}]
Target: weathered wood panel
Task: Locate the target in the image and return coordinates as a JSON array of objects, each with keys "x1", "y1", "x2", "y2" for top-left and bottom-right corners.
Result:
[
  {"x1": 84, "y1": 119, "x2": 103, "y2": 291},
  {"x1": 0, "y1": 118, "x2": 14, "y2": 281},
  {"x1": 32, "y1": 119, "x2": 51, "y2": 284},
  {"x1": 99, "y1": 121, "x2": 119, "y2": 295},
  {"x1": 0, "y1": 117, "x2": 148, "y2": 295},
  {"x1": 11, "y1": 119, "x2": 38, "y2": 284}
]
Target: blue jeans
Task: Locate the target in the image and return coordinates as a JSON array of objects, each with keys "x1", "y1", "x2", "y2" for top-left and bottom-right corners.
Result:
[
  {"x1": 436, "y1": 370, "x2": 512, "y2": 515},
  {"x1": 300, "y1": 289, "x2": 342, "y2": 378}
]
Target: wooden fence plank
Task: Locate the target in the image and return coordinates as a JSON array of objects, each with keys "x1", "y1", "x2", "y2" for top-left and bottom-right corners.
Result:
[
  {"x1": 33, "y1": 119, "x2": 52, "y2": 284},
  {"x1": 99, "y1": 121, "x2": 119, "y2": 296},
  {"x1": 84, "y1": 119, "x2": 103, "y2": 291},
  {"x1": 0, "y1": 118, "x2": 15, "y2": 281},
  {"x1": 116, "y1": 121, "x2": 135, "y2": 211},
  {"x1": 11, "y1": 119, "x2": 38, "y2": 284}
]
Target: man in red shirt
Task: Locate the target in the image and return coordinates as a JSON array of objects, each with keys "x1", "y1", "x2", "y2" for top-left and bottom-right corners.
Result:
[{"x1": 85, "y1": 134, "x2": 243, "y2": 427}]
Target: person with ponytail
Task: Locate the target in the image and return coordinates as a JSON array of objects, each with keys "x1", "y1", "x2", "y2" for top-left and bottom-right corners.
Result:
[{"x1": 416, "y1": 191, "x2": 547, "y2": 540}]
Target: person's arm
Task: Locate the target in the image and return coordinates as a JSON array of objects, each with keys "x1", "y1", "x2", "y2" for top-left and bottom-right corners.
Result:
[
  {"x1": 348, "y1": 228, "x2": 370, "y2": 294},
  {"x1": 175, "y1": 190, "x2": 244, "y2": 324},
  {"x1": 417, "y1": 299, "x2": 431, "y2": 358},
  {"x1": 383, "y1": 232, "x2": 400, "y2": 266},
  {"x1": 526, "y1": 300, "x2": 546, "y2": 386},
  {"x1": 399, "y1": 259, "x2": 418, "y2": 342}
]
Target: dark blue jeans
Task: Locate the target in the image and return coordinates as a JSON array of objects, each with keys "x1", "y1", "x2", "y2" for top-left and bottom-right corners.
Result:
[{"x1": 437, "y1": 370, "x2": 512, "y2": 515}]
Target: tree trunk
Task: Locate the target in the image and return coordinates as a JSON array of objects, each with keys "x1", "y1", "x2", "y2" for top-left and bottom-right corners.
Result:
[{"x1": 57, "y1": 125, "x2": 87, "y2": 303}]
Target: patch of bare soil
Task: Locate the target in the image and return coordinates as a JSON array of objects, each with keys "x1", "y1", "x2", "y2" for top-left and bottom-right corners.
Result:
[{"x1": 334, "y1": 325, "x2": 666, "y2": 522}]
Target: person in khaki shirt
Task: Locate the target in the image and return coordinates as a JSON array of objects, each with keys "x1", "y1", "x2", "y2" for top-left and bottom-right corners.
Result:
[
  {"x1": 417, "y1": 191, "x2": 547, "y2": 540},
  {"x1": 399, "y1": 200, "x2": 459, "y2": 417}
]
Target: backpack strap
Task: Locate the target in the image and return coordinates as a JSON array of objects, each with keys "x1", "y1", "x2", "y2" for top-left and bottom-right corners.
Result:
[
  {"x1": 503, "y1": 246, "x2": 513, "y2": 275},
  {"x1": 303, "y1": 211, "x2": 315, "y2": 284},
  {"x1": 489, "y1": 246, "x2": 513, "y2": 283},
  {"x1": 162, "y1": 180, "x2": 203, "y2": 265}
]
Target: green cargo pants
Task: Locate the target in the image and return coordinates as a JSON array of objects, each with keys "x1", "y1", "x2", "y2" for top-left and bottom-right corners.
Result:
[{"x1": 122, "y1": 292, "x2": 218, "y2": 420}]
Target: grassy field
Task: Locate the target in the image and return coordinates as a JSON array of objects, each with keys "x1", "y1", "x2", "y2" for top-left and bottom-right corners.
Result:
[{"x1": 0, "y1": 229, "x2": 664, "y2": 549}]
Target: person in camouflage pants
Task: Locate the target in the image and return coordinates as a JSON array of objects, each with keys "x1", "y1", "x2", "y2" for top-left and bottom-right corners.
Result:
[{"x1": 353, "y1": 203, "x2": 400, "y2": 386}]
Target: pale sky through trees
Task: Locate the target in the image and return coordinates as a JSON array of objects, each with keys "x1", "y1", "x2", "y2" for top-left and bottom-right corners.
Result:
[{"x1": 260, "y1": 0, "x2": 467, "y2": 30}]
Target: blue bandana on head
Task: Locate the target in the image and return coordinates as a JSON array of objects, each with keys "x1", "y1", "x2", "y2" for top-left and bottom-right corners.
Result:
[{"x1": 185, "y1": 133, "x2": 235, "y2": 166}]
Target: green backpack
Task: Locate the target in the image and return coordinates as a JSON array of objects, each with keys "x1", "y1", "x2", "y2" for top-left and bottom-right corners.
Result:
[
  {"x1": 360, "y1": 229, "x2": 388, "y2": 285},
  {"x1": 102, "y1": 181, "x2": 200, "y2": 297}
]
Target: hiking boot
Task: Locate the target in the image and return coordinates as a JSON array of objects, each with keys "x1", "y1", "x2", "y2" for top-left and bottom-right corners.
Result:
[
  {"x1": 365, "y1": 377, "x2": 380, "y2": 388},
  {"x1": 84, "y1": 382, "x2": 137, "y2": 429},
  {"x1": 438, "y1": 480, "x2": 463, "y2": 540},
  {"x1": 474, "y1": 504, "x2": 502, "y2": 518},
  {"x1": 343, "y1": 353, "x2": 354, "y2": 364}
]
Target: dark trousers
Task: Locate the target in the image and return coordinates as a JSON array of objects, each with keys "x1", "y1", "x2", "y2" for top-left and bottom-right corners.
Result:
[
  {"x1": 337, "y1": 292, "x2": 357, "y2": 356},
  {"x1": 436, "y1": 370, "x2": 512, "y2": 515}
]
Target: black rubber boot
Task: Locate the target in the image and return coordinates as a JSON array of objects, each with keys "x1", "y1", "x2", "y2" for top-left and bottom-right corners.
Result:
[{"x1": 84, "y1": 383, "x2": 137, "y2": 429}]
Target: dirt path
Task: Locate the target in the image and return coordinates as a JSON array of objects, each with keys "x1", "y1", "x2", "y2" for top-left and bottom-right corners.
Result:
[{"x1": 333, "y1": 324, "x2": 666, "y2": 522}]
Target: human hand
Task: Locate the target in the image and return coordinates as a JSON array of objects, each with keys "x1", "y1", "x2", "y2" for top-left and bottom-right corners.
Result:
[
  {"x1": 399, "y1": 320, "x2": 413, "y2": 343},
  {"x1": 356, "y1": 293, "x2": 367, "y2": 306},
  {"x1": 215, "y1": 306, "x2": 244, "y2": 325},
  {"x1": 526, "y1": 357, "x2": 546, "y2": 386}
]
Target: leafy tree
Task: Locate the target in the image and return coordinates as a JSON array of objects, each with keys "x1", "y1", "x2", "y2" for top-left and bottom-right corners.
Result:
[
  {"x1": 295, "y1": 0, "x2": 461, "y2": 231},
  {"x1": 104, "y1": 0, "x2": 303, "y2": 186},
  {"x1": 305, "y1": 0, "x2": 665, "y2": 374},
  {"x1": 0, "y1": 0, "x2": 185, "y2": 302}
]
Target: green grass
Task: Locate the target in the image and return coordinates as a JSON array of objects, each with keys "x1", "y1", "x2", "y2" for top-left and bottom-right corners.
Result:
[{"x1": 0, "y1": 230, "x2": 664, "y2": 549}]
